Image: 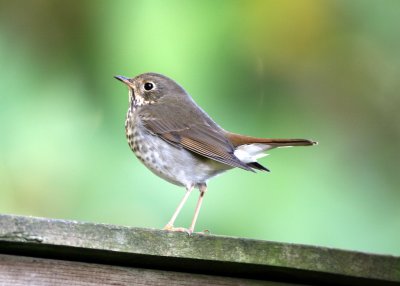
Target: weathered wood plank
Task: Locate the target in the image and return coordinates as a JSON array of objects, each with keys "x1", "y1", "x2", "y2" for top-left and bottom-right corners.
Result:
[
  {"x1": 0, "y1": 254, "x2": 291, "y2": 286},
  {"x1": 0, "y1": 214, "x2": 399, "y2": 286}
]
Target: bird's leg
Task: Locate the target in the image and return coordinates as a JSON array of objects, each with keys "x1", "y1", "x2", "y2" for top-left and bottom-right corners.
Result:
[
  {"x1": 163, "y1": 185, "x2": 193, "y2": 233},
  {"x1": 188, "y1": 184, "x2": 207, "y2": 234}
]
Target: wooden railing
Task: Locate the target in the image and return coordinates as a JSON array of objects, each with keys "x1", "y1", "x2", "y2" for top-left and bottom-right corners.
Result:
[{"x1": 0, "y1": 214, "x2": 398, "y2": 285}]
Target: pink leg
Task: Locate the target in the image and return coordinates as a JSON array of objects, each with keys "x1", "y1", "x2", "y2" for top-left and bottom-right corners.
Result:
[
  {"x1": 189, "y1": 184, "x2": 207, "y2": 234},
  {"x1": 163, "y1": 186, "x2": 193, "y2": 231}
]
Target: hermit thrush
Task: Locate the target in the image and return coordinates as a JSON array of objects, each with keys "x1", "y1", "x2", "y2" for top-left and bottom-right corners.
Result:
[{"x1": 115, "y1": 73, "x2": 316, "y2": 234}]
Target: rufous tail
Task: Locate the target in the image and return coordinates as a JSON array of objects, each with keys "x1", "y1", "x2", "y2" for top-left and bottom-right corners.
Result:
[
  {"x1": 226, "y1": 132, "x2": 317, "y2": 172},
  {"x1": 225, "y1": 132, "x2": 317, "y2": 148}
]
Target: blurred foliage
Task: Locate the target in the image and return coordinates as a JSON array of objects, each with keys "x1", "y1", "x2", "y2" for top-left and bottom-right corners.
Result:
[{"x1": 0, "y1": 0, "x2": 399, "y2": 255}]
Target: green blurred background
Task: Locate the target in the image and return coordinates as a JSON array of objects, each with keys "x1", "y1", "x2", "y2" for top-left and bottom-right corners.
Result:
[{"x1": 1, "y1": 0, "x2": 399, "y2": 255}]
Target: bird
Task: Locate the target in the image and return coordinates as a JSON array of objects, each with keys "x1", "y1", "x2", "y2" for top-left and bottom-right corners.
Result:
[{"x1": 115, "y1": 72, "x2": 316, "y2": 234}]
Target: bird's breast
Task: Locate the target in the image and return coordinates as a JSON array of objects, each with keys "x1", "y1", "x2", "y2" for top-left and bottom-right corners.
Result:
[{"x1": 124, "y1": 111, "x2": 231, "y2": 187}]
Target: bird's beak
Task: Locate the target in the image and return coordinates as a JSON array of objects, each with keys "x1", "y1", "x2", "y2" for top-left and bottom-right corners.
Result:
[{"x1": 114, "y1": 75, "x2": 134, "y2": 88}]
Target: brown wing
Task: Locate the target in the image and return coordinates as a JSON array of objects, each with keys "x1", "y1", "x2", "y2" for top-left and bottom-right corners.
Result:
[{"x1": 139, "y1": 105, "x2": 253, "y2": 171}]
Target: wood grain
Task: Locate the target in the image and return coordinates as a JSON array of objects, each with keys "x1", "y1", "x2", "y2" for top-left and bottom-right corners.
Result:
[
  {"x1": 0, "y1": 214, "x2": 399, "y2": 286},
  {"x1": 0, "y1": 254, "x2": 293, "y2": 286}
]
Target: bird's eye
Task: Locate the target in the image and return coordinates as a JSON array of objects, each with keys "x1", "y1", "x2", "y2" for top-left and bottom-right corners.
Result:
[{"x1": 144, "y1": 82, "x2": 154, "y2": 91}]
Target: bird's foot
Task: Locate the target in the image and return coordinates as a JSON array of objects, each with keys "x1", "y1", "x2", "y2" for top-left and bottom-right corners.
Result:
[
  {"x1": 198, "y1": 229, "x2": 211, "y2": 235},
  {"x1": 163, "y1": 224, "x2": 193, "y2": 235}
]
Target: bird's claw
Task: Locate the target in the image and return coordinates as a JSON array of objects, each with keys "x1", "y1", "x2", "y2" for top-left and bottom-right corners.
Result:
[{"x1": 163, "y1": 224, "x2": 193, "y2": 235}]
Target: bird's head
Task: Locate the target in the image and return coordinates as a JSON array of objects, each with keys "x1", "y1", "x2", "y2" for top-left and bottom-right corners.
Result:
[{"x1": 115, "y1": 72, "x2": 187, "y2": 107}]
